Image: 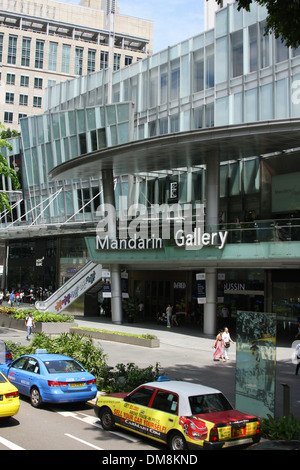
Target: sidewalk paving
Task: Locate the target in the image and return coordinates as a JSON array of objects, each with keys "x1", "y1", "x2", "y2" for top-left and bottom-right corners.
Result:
[{"x1": 0, "y1": 314, "x2": 299, "y2": 420}]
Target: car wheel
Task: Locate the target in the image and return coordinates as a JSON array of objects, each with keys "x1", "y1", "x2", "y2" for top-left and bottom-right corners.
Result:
[
  {"x1": 100, "y1": 407, "x2": 115, "y2": 431},
  {"x1": 30, "y1": 387, "x2": 42, "y2": 408},
  {"x1": 168, "y1": 431, "x2": 187, "y2": 450}
]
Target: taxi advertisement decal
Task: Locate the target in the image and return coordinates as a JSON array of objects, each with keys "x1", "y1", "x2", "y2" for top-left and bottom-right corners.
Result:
[{"x1": 113, "y1": 407, "x2": 167, "y2": 441}]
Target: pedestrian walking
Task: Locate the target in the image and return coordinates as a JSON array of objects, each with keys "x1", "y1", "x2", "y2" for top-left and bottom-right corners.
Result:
[
  {"x1": 171, "y1": 305, "x2": 179, "y2": 326},
  {"x1": 25, "y1": 312, "x2": 35, "y2": 340},
  {"x1": 295, "y1": 343, "x2": 300, "y2": 375},
  {"x1": 213, "y1": 331, "x2": 225, "y2": 362},
  {"x1": 222, "y1": 326, "x2": 234, "y2": 361},
  {"x1": 166, "y1": 304, "x2": 173, "y2": 328}
]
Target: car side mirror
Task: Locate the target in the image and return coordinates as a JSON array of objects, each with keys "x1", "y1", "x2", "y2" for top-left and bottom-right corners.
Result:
[{"x1": 124, "y1": 395, "x2": 132, "y2": 403}]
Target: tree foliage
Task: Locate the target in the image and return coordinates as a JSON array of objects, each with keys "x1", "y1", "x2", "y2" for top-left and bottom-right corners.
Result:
[
  {"x1": 0, "y1": 123, "x2": 21, "y2": 212},
  {"x1": 214, "y1": 0, "x2": 300, "y2": 49}
]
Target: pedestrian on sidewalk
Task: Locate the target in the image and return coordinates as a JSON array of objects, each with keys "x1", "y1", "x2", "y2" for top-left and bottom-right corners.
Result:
[
  {"x1": 222, "y1": 326, "x2": 234, "y2": 361},
  {"x1": 166, "y1": 304, "x2": 172, "y2": 328},
  {"x1": 213, "y1": 331, "x2": 225, "y2": 362},
  {"x1": 25, "y1": 312, "x2": 35, "y2": 340},
  {"x1": 295, "y1": 343, "x2": 300, "y2": 375}
]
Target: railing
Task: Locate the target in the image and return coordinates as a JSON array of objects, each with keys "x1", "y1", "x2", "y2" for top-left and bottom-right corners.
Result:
[
  {"x1": 223, "y1": 218, "x2": 300, "y2": 244},
  {"x1": 35, "y1": 261, "x2": 103, "y2": 313}
]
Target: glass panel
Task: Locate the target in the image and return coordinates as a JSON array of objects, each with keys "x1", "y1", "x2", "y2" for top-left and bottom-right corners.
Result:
[
  {"x1": 206, "y1": 44, "x2": 214, "y2": 88},
  {"x1": 231, "y1": 30, "x2": 243, "y2": 78},
  {"x1": 160, "y1": 64, "x2": 168, "y2": 104},
  {"x1": 233, "y1": 92, "x2": 243, "y2": 124},
  {"x1": 275, "y1": 79, "x2": 288, "y2": 118},
  {"x1": 170, "y1": 59, "x2": 180, "y2": 101},
  {"x1": 216, "y1": 37, "x2": 228, "y2": 83},
  {"x1": 249, "y1": 24, "x2": 258, "y2": 72},
  {"x1": 77, "y1": 109, "x2": 85, "y2": 133},
  {"x1": 51, "y1": 113, "x2": 60, "y2": 140},
  {"x1": 118, "y1": 122, "x2": 129, "y2": 144},
  {"x1": 260, "y1": 83, "x2": 273, "y2": 120},
  {"x1": 245, "y1": 88, "x2": 258, "y2": 122},
  {"x1": 106, "y1": 106, "x2": 116, "y2": 125},
  {"x1": 260, "y1": 21, "x2": 270, "y2": 68},
  {"x1": 150, "y1": 67, "x2": 158, "y2": 107},
  {"x1": 275, "y1": 37, "x2": 289, "y2": 63},
  {"x1": 60, "y1": 113, "x2": 67, "y2": 138},
  {"x1": 193, "y1": 49, "x2": 204, "y2": 92},
  {"x1": 68, "y1": 111, "x2": 76, "y2": 135},
  {"x1": 117, "y1": 103, "x2": 130, "y2": 123}
]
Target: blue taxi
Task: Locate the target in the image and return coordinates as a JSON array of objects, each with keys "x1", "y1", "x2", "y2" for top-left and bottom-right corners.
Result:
[{"x1": 0, "y1": 350, "x2": 97, "y2": 408}]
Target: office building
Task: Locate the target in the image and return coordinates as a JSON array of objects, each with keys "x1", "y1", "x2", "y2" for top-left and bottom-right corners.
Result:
[{"x1": 0, "y1": 0, "x2": 153, "y2": 130}]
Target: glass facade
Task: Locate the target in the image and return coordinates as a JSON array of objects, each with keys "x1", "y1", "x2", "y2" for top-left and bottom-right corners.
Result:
[{"x1": 1, "y1": 2, "x2": 300, "y2": 326}]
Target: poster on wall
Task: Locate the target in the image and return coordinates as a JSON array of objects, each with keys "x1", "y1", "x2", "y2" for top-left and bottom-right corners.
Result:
[
  {"x1": 196, "y1": 273, "x2": 206, "y2": 304},
  {"x1": 121, "y1": 272, "x2": 129, "y2": 299},
  {"x1": 235, "y1": 311, "x2": 276, "y2": 418}
]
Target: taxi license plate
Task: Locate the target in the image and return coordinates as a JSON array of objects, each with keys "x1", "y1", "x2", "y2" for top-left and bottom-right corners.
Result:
[
  {"x1": 69, "y1": 383, "x2": 84, "y2": 387},
  {"x1": 232, "y1": 427, "x2": 245, "y2": 438}
]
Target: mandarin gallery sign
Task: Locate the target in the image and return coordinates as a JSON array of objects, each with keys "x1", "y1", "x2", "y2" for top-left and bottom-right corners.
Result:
[{"x1": 95, "y1": 198, "x2": 228, "y2": 251}]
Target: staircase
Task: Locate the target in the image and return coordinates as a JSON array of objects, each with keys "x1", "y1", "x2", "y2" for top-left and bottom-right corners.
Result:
[{"x1": 35, "y1": 261, "x2": 103, "y2": 313}]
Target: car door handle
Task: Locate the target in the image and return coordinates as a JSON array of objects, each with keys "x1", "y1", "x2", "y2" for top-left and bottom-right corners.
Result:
[{"x1": 168, "y1": 418, "x2": 174, "y2": 422}]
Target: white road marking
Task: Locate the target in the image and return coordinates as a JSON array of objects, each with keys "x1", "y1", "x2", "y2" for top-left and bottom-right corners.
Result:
[
  {"x1": 0, "y1": 436, "x2": 25, "y2": 450},
  {"x1": 55, "y1": 408, "x2": 141, "y2": 443},
  {"x1": 65, "y1": 433, "x2": 104, "y2": 450}
]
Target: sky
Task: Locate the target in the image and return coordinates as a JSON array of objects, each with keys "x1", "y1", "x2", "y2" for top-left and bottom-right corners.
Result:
[
  {"x1": 61, "y1": 0, "x2": 205, "y2": 53},
  {"x1": 117, "y1": 0, "x2": 205, "y2": 53}
]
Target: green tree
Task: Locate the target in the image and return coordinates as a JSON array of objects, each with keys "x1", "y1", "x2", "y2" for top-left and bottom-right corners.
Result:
[
  {"x1": 0, "y1": 123, "x2": 21, "y2": 212},
  {"x1": 213, "y1": 0, "x2": 300, "y2": 49}
]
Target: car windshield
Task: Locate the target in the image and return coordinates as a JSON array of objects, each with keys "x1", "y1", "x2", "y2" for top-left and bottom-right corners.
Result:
[
  {"x1": 43, "y1": 359, "x2": 85, "y2": 374},
  {"x1": 0, "y1": 374, "x2": 7, "y2": 383},
  {"x1": 0, "y1": 341, "x2": 8, "y2": 364},
  {"x1": 189, "y1": 393, "x2": 233, "y2": 415}
]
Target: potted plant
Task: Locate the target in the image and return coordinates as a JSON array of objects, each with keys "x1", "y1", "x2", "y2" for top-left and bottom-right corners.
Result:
[{"x1": 122, "y1": 298, "x2": 137, "y2": 323}]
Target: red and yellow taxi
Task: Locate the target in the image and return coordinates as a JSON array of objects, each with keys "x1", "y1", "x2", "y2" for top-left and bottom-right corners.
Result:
[
  {"x1": 95, "y1": 378, "x2": 260, "y2": 450},
  {"x1": 0, "y1": 371, "x2": 20, "y2": 419}
]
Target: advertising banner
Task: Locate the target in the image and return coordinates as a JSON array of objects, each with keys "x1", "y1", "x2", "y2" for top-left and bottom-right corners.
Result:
[
  {"x1": 235, "y1": 311, "x2": 276, "y2": 418},
  {"x1": 196, "y1": 273, "x2": 206, "y2": 304}
]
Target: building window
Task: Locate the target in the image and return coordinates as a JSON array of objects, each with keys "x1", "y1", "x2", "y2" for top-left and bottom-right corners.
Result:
[
  {"x1": 206, "y1": 45, "x2": 214, "y2": 89},
  {"x1": 275, "y1": 37, "x2": 289, "y2": 63},
  {"x1": 160, "y1": 65, "x2": 168, "y2": 104},
  {"x1": 6, "y1": 73, "x2": 15, "y2": 85},
  {"x1": 193, "y1": 50, "x2": 204, "y2": 93},
  {"x1": 231, "y1": 30, "x2": 243, "y2": 78},
  {"x1": 75, "y1": 47, "x2": 83, "y2": 75},
  {"x1": 61, "y1": 44, "x2": 71, "y2": 74},
  {"x1": 0, "y1": 34, "x2": 3, "y2": 63},
  {"x1": 33, "y1": 96, "x2": 42, "y2": 108},
  {"x1": 249, "y1": 24, "x2": 258, "y2": 72},
  {"x1": 19, "y1": 94, "x2": 28, "y2": 106},
  {"x1": 48, "y1": 42, "x2": 58, "y2": 71},
  {"x1": 4, "y1": 112, "x2": 13, "y2": 123},
  {"x1": 18, "y1": 113, "x2": 27, "y2": 123},
  {"x1": 125, "y1": 56, "x2": 133, "y2": 66},
  {"x1": 5, "y1": 92, "x2": 14, "y2": 104},
  {"x1": 20, "y1": 75, "x2": 29, "y2": 87},
  {"x1": 113, "y1": 53, "x2": 121, "y2": 71},
  {"x1": 35, "y1": 40, "x2": 44, "y2": 69},
  {"x1": 170, "y1": 59, "x2": 180, "y2": 101},
  {"x1": 260, "y1": 21, "x2": 270, "y2": 69},
  {"x1": 7, "y1": 35, "x2": 17, "y2": 65},
  {"x1": 87, "y1": 49, "x2": 96, "y2": 73},
  {"x1": 21, "y1": 38, "x2": 31, "y2": 67},
  {"x1": 34, "y1": 77, "x2": 43, "y2": 89},
  {"x1": 100, "y1": 51, "x2": 109, "y2": 69}
]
